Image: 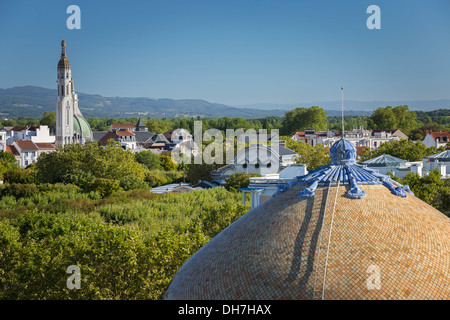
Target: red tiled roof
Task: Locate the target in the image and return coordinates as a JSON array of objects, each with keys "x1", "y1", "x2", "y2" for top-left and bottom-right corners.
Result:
[
  {"x1": 15, "y1": 140, "x2": 38, "y2": 151},
  {"x1": 35, "y1": 143, "x2": 57, "y2": 150},
  {"x1": 430, "y1": 132, "x2": 450, "y2": 140},
  {"x1": 5, "y1": 145, "x2": 19, "y2": 155},
  {"x1": 114, "y1": 129, "x2": 135, "y2": 137},
  {"x1": 111, "y1": 124, "x2": 136, "y2": 129},
  {"x1": 11, "y1": 126, "x2": 29, "y2": 132},
  {"x1": 99, "y1": 129, "x2": 135, "y2": 145},
  {"x1": 99, "y1": 131, "x2": 116, "y2": 145}
]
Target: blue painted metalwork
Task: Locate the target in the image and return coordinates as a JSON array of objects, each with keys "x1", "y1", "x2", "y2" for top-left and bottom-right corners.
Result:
[
  {"x1": 284, "y1": 138, "x2": 413, "y2": 200},
  {"x1": 298, "y1": 180, "x2": 319, "y2": 199}
]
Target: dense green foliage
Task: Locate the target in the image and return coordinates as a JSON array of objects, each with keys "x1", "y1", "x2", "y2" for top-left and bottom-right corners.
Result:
[
  {"x1": 0, "y1": 186, "x2": 249, "y2": 299},
  {"x1": 368, "y1": 106, "x2": 418, "y2": 133},
  {"x1": 358, "y1": 139, "x2": 444, "y2": 162},
  {"x1": 391, "y1": 170, "x2": 450, "y2": 216},
  {"x1": 225, "y1": 173, "x2": 260, "y2": 192},
  {"x1": 36, "y1": 141, "x2": 146, "y2": 186},
  {"x1": 0, "y1": 151, "x2": 20, "y2": 179},
  {"x1": 281, "y1": 137, "x2": 330, "y2": 170},
  {"x1": 134, "y1": 150, "x2": 162, "y2": 171},
  {"x1": 281, "y1": 106, "x2": 328, "y2": 135}
]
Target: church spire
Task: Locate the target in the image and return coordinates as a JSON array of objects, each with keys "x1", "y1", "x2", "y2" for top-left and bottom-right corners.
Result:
[
  {"x1": 61, "y1": 40, "x2": 67, "y2": 57},
  {"x1": 58, "y1": 40, "x2": 71, "y2": 69}
]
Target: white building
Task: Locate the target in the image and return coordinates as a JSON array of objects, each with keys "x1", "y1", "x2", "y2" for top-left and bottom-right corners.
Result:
[
  {"x1": 99, "y1": 129, "x2": 137, "y2": 151},
  {"x1": 290, "y1": 128, "x2": 406, "y2": 150},
  {"x1": 211, "y1": 144, "x2": 298, "y2": 181},
  {"x1": 422, "y1": 132, "x2": 450, "y2": 149},
  {"x1": 423, "y1": 150, "x2": 450, "y2": 177},
  {"x1": 241, "y1": 165, "x2": 308, "y2": 209},
  {"x1": 0, "y1": 125, "x2": 55, "y2": 153},
  {"x1": 10, "y1": 140, "x2": 58, "y2": 168},
  {"x1": 361, "y1": 154, "x2": 423, "y2": 178}
]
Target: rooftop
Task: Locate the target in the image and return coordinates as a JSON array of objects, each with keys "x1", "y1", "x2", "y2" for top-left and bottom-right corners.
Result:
[{"x1": 362, "y1": 154, "x2": 408, "y2": 167}]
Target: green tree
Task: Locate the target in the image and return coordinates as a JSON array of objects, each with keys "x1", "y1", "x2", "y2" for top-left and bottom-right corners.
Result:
[
  {"x1": 185, "y1": 161, "x2": 221, "y2": 184},
  {"x1": 393, "y1": 170, "x2": 449, "y2": 216},
  {"x1": 159, "y1": 154, "x2": 178, "y2": 171},
  {"x1": 392, "y1": 105, "x2": 417, "y2": 133},
  {"x1": 367, "y1": 105, "x2": 418, "y2": 133},
  {"x1": 146, "y1": 118, "x2": 173, "y2": 134},
  {"x1": 358, "y1": 139, "x2": 436, "y2": 162},
  {"x1": 40, "y1": 111, "x2": 56, "y2": 132},
  {"x1": 135, "y1": 151, "x2": 162, "y2": 170},
  {"x1": 89, "y1": 178, "x2": 120, "y2": 198},
  {"x1": 263, "y1": 118, "x2": 270, "y2": 130},
  {"x1": 225, "y1": 172, "x2": 260, "y2": 192},
  {"x1": 282, "y1": 137, "x2": 330, "y2": 170},
  {"x1": 367, "y1": 106, "x2": 398, "y2": 130},
  {"x1": 281, "y1": 106, "x2": 328, "y2": 135},
  {"x1": 36, "y1": 141, "x2": 146, "y2": 184},
  {"x1": 0, "y1": 151, "x2": 19, "y2": 178}
]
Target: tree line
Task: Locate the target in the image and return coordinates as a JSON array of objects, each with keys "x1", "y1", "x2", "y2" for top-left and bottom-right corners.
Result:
[{"x1": 1, "y1": 106, "x2": 448, "y2": 141}]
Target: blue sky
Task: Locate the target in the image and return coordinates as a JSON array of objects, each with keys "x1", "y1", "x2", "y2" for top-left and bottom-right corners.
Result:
[{"x1": 0, "y1": 0, "x2": 449, "y2": 106}]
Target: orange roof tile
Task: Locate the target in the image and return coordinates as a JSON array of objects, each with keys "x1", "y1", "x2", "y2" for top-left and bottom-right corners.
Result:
[
  {"x1": 111, "y1": 124, "x2": 136, "y2": 129},
  {"x1": 35, "y1": 143, "x2": 57, "y2": 149},
  {"x1": 15, "y1": 140, "x2": 38, "y2": 151},
  {"x1": 430, "y1": 132, "x2": 450, "y2": 140},
  {"x1": 114, "y1": 129, "x2": 135, "y2": 137},
  {"x1": 5, "y1": 145, "x2": 19, "y2": 155}
]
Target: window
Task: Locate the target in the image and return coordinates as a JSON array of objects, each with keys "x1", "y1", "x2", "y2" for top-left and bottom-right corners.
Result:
[
  {"x1": 67, "y1": 104, "x2": 70, "y2": 125},
  {"x1": 243, "y1": 163, "x2": 247, "y2": 168},
  {"x1": 25, "y1": 160, "x2": 28, "y2": 166},
  {"x1": 267, "y1": 163, "x2": 272, "y2": 168},
  {"x1": 255, "y1": 163, "x2": 260, "y2": 168}
]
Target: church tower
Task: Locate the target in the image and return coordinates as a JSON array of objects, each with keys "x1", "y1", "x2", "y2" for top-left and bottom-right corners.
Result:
[{"x1": 56, "y1": 40, "x2": 93, "y2": 146}]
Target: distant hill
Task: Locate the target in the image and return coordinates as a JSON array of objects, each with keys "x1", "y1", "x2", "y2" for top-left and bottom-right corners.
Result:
[
  {"x1": 236, "y1": 99, "x2": 450, "y2": 112},
  {"x1": 1, "y1": 86, "x2": 447, "y2": 120},
  {"x1": 0, "y1": 86, "x2": 288, "y2": 119}
]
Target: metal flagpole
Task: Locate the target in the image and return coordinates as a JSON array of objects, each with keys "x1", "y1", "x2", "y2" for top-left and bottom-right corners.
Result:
[{"x1": 341, "y1": 87, "x2": 344, "y2": 137}]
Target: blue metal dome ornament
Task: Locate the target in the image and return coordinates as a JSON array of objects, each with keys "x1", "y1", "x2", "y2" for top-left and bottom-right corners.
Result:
[
  {"x1": 272, "y1": 138, "x2": 413, "y2": 200},
  {"x1": 330, "y1": 138, "x2": 357, "y2": 165}
]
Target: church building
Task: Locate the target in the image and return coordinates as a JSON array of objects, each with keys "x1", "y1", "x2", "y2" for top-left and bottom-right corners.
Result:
[{"x1": 56, "y1": 40, "x2": 93, "y2": 146}]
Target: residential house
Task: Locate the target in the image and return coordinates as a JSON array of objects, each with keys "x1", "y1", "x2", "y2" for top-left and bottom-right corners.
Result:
[
  {"x1": 5, "y1": 145, "x2": 21, "y2": 166},
  {"x1": 423, "y1": 150, "x2": 450, "y2": 176},
  {"x1": 99, "y1": 129, "x2": 137, "y2": 150},
  {"x1": 422, "y1": 131, "x2": 450, "y2": 149},
  {"x1": 211, "y1": 144, "x2": 298, "y2": 181},
  {"x1": 0, "y1": 125, "x2": 55, "y2": 151},
  {"x1": 361, "y1": 154, "x2": 423, "y2": 178},
  {"x1": 110, "y1": 118, "x2": 149, "y2": 132}
]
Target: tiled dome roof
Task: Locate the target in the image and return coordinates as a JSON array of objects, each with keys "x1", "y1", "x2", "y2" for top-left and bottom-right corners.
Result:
[
  {"x1": 163, "y1": 138, "x2": 450, "y2": 300},
  {"x1": 163, "y1": 183, "x2": 450, "y2": 299}
]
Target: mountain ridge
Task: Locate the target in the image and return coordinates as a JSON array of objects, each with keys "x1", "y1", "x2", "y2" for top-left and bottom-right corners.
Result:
[{"x1": 1, "y1": 86, "x2": 448, "y2": 119}]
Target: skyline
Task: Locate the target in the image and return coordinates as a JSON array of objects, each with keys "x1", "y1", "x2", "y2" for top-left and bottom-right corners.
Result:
[{"x1": 1, "y1": 0, "x2": 450, "y2": 106}]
